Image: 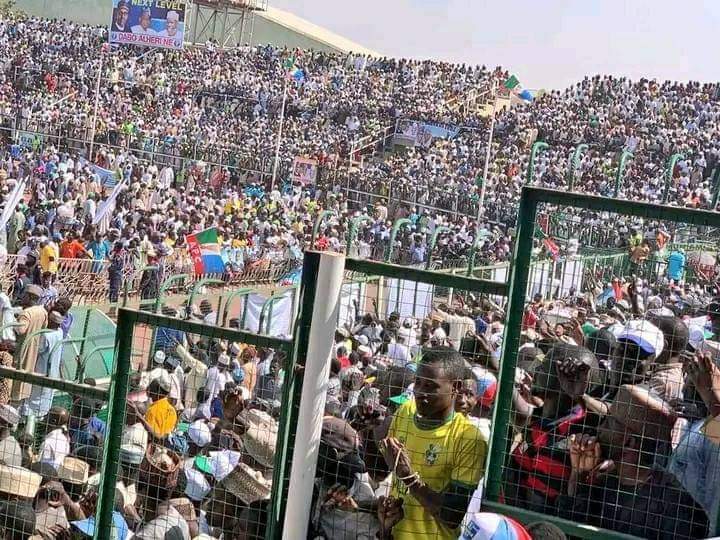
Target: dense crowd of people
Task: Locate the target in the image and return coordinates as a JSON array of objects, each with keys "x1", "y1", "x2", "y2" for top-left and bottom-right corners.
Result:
[
  {"x1": 0, "y1": 14, "x2": 716, "y2": 279},
  {"x1": 0, "y1": 9, "x2": 716, "y2": 539}
]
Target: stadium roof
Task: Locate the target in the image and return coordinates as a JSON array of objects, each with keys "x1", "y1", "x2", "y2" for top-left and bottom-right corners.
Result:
[{"x1": 258, "y1": 6, "x2": 382, "y2": 57}]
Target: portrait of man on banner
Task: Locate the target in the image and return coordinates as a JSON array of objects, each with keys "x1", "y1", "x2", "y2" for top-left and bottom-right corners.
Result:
[
  {"x1": 291, "y1": 157, "x2": 318, "y2": 185},
  {"x1": 109, "y1": 0, "x2": 187, "y2": 50}
]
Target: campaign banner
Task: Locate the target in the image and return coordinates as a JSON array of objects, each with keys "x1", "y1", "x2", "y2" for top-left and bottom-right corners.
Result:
[
  {"x1": 291, "y1": 157, "x2": 318, "y2": 185},
  {"x1": 393, "y1": 119, "x2": 460, "y2": 148},
  {"x1": 15, "y1": 131, "x2": 43, "y2": 150},
  {"x1": 109, "y1": 0, "x2": 187, "y2": 50}
]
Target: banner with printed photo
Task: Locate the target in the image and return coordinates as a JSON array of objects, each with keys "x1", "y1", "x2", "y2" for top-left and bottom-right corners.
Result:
[
  {"x1": 109, "y1": 0, "x2": 187, "y2": 50},
  {"x1": 393, "y1": 119, "x2": 460, "y2": 148},
  {"x1": 291, "y1": 157, "x2": 318, "y2": 185}
]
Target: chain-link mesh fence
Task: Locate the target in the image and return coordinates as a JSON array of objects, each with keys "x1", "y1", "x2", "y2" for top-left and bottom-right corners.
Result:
[
  {"x1": 309, "y1": 258, "x2": 509, "y2": 540},
  {"x1": 0, "y1": 347, "x2": 114, "y2": 539},
  {"x1": 110, "y1": 307, "x2": 295, "y2": 540},
  {"x1": 485, "y1": 187, "x2": 720, "y2": 539}
]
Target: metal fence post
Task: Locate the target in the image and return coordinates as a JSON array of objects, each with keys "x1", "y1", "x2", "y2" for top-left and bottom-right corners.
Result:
[
  {"x1": 526, "y1": 141, "x2": 549, "y2": 185},
  {"x1": 663, "y1": 153, "x2": 684, "y2": 204},
  {"x1": 486, "y1": 187, "x2": 537, "y2": 501},
  {"x1": 95, "y1": 308, "x2": 132, "y2": 539},
  {"x1": 567, "y1": 143, "x2": 588, "y2": 191},
  {"x1": 386, "y1": 218, "x2": 412, "y2": 262},
  {"x1": 273, "y1": 251, "x2": 344, "y2": 540}
]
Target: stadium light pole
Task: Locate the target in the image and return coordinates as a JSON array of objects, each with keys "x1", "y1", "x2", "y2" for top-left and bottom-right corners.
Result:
[
  {"x1": 270, "y1": 78, "x2": 289, "y2": 193},
  {"x1": 476, "y1": 78, "x2": 498, "y2": 223},
  {"x1": 613, "y1": 150, "x2": 633, "y2": 198},
  {"x1": 526, "y1": 141, "x2": 549, "y2": 185},
  {"x1": 662, "y1": 153, "x2": 684, "y2": 204},
  {"x1": 567, "y1": 143, "x2": 588, "y2": 192},
  {"x1": 88, "y1": 45, "x2": 108, "y2": 162}
]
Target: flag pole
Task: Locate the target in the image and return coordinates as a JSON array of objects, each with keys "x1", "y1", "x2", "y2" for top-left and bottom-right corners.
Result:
[
  {"x1": 270, "y1": 77, "x2": 288, "y2": 193},
  {"x1": 88, "y1": 49, "x2": 106, "y2": 163},
  {"x1": 476, "y1": 77, "x2": 498, "y2": 225}
]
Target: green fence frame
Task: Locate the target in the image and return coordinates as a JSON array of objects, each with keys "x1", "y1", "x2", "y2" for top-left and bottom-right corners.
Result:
[
  {"x1": 112, "y1": 308, "x2": 296, "y2": 540},
  {"x1": 485, "y1": 186, "x2": 720, "y2": 539}
]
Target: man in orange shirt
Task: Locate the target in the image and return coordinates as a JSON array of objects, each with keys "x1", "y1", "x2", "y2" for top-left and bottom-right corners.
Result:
[{"x1": 59, "y1": 232, "x2": 89, "y2": 259}]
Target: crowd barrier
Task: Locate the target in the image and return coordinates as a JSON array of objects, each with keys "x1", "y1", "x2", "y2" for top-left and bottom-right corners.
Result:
[
  {"x1": 6, "y1": 230, "x2": 717, "y2": 539},
  {"x1": 0, "y1": 253, "x2": 295, "y2": 306}
]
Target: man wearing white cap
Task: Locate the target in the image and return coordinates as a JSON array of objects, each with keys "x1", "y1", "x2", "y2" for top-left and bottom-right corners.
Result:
[
  {"x1": 187, "y1": 419, "x2": 212, "y2": 453},
  {"x1": 204, "y1": 353, "x2": 233, "y2": 404}
]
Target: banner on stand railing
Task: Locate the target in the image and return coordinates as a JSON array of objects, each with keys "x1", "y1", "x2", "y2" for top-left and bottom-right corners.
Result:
[
  {"x1": 393, "y1": 119, "x2": 460, "y2": 148},
  {"x1": 291, "y1": 157, "x2": 318, "y2": 185},
  {"x1": 15, "y1": 131, "x2": 43, "y2": 150},
  {"x1": 109, "y1": 0, "x2": 187, "y2": 50}
]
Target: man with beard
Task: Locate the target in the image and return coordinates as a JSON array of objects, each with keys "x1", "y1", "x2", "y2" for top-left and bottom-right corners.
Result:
[{"x1": 561, "y1": 384, "x2": 708, "y2": 539}]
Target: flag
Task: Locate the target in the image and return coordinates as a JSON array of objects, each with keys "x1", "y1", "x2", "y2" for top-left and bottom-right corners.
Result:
[
  {"x1": 543, "y1": 238, "x2": 560, "y2": 260},
  {"x1": 0, "y1": 180, "x2": 26, "y2": 232},
  {"x1": 186, "y1": 227, "x2": 226, "y2": 274},
  {"x1": 93, "y1": 179, "x2": 126, "y2": 225},
  {"x1": 518, "y1": 89, "x2": 534, "y2": 101},
  {"x1": 503, "y1": 74, "x2": 533, "y2": 102},
  {"x1": 92, "y1": 164, "x2": 119, "y2": 187},
  {"x1": 504, "y1": 75, "x2": 519, "y2": 90},
  {"x1": 283, "y1": 55, "x2": 305, "y2": 83}
]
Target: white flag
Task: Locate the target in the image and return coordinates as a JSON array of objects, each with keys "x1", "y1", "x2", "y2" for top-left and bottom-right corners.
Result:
[{"x1": 0, "y1": 180, "x2": 26, "y2": 232}]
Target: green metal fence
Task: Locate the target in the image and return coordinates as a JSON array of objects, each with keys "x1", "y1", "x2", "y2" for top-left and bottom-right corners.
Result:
[
  {"x1": 485, "y1": 186, "x2": 720, "y2": 539},
  {"x1": 111, "y1": 308, "x2": 297, "y2": 540},
  {"x1": 305, "y1": 256, "x2": 509, "y2": 539},
  {"x1": 0, "y1": 337, "x2": 124, "y2": 539}
]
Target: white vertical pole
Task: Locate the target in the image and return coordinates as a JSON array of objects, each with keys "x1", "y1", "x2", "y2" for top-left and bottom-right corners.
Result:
[
  {"x1": 282, "y1": 251, "x2": 345, "y2": 540},
  {"x1": 271, "y1": 77, "x2": 288, "y2": 192},
  {"x1": 476, "y1": 78, "x2": 498, "y2": 224},
  {"x1": 88, "y1": 52, "x2": 105, "y2": 162}
]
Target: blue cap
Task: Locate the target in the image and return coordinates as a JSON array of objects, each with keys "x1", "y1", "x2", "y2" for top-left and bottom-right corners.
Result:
[{"x1": 71, "y1": 512, "x2": 129, "y2": 539}]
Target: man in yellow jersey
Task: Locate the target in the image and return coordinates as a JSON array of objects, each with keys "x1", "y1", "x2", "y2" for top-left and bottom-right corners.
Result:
[{"x1": 379, "y1": 347, "x2": 487, "y2": 540}]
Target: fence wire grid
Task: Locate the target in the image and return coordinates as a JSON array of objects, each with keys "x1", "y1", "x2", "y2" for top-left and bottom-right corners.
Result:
[
  {"x1": 308, "y1": 258, "x2": 509, "y2": 540},
  {"x1": 485, "y1": 187, "x2": 720, "y2": 540},
  {"x1": 110, "y1": 306, "x2": 295, "y2": 540},
  {"x1": 0, "y1": 354, "x2": 112, "y2": 539}
]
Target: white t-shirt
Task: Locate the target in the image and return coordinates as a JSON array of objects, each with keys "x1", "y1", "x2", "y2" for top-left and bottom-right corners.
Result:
[{"x1": 386, "y1": 342, "x2": 411, "y2": 367}]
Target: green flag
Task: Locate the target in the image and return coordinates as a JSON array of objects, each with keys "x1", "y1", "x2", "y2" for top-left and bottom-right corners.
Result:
[
  {"x1": 283, "y1": 56, "x2": 295, "y2": 70},
  {"x1": 504, "y1": 75, "x2": 520, "y2": 90}
]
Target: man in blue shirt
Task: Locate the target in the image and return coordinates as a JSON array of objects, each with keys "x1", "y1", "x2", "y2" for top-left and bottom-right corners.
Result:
[
  {"x1": 667, "y1": 248, "x2": 686, "y2": 283},
  {"x1": 86, "y1": 232, "x2": 111, "y2": 273}
]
